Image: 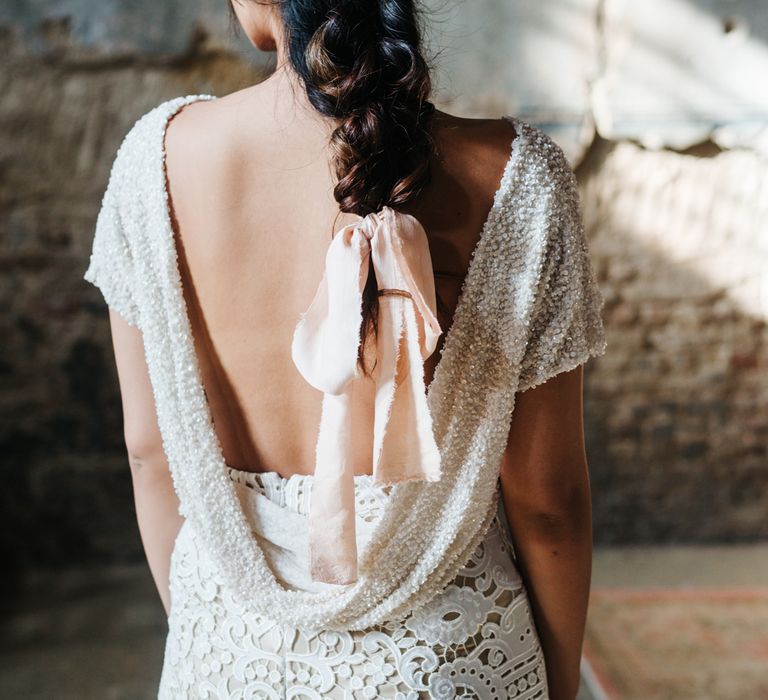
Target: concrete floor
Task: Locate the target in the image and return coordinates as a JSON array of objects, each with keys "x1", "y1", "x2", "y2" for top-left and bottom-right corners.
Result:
[
  {"x1": 1, "y1": 566, "x2": 166, "y2": 699},
  {"x1": 583, "y1": 543, "x2": 768, "y2": 700},
  {"x1": 3, "y1": 545, "x2": 766, "y2": 699},
  {"x1": 591, "y1": 543, "x2": 768, "y2": 588}
]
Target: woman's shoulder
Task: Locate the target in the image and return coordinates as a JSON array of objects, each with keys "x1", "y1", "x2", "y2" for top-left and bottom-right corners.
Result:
[
  {"x1": 113, "y1": 94, "x2": 217, "y2": 160},
  {"x1": 103, "y1": 95, "x2": 217, "y2": 200},
  {"x1": 429, "y1": 109, "x2": 576, "y2": 203},
  {"x1": 128, "y1": 93, "x2": 218, "y2": 135},
  {"x1": 431, "y1": 110, "x2": 519, "y2": 167}
]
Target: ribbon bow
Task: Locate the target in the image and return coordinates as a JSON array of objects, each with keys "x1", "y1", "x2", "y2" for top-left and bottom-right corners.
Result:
[{"x1": 291, "y1": 205, "x2": 443, "y2": 584}]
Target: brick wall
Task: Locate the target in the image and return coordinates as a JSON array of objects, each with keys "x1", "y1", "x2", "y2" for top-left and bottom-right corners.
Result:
[
  {"x1": 2, "y1": 2, "x2": 766, "y2": 575},
  {"x1": 580, "y1": 135, "x2": 768, "y2": 543}
]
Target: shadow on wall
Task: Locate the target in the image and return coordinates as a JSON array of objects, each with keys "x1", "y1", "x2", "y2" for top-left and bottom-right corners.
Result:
[
  {"x1": 580, "y1": 131, "x2": 768, "y2": 545},
  {"x1": 0, "y1": 45, "x2": 269, "y2": 587}
]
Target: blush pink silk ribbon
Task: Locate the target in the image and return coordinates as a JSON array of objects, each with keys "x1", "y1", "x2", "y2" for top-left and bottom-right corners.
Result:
[{"x1": 291, "y1": 205, "x2": 443, "y2": 584}]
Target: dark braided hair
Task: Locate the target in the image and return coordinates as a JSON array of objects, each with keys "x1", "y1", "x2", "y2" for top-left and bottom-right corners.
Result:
[
  {"x1": 289, "y1": 0, "x2": 436, "y2": 215},
  {"x1": 231, "y1": 0, "x2": 438, "y2": 374}
]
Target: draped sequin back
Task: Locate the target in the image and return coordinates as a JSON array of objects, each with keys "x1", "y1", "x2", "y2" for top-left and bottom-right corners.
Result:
[{"x1": 82, "y1": 94, "x2": 607, "y2": 698}]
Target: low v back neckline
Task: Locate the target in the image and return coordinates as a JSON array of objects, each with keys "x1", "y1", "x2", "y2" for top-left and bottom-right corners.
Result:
[
  {"x1": 155, "y1": 94, "x2": 526, "y2": 601},
  {"x1": 158, "y1": 94, "x2": 524, "y2": 485}
]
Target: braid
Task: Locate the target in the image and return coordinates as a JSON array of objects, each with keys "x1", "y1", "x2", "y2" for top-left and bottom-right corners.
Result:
[{"x1": 284, "y1": 0, "x2": 437, "y2": 216}]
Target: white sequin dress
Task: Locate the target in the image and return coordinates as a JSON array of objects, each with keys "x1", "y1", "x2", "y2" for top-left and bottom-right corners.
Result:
[{"x1": 82, "y1": 94, "x2": 607, "y2": 700}]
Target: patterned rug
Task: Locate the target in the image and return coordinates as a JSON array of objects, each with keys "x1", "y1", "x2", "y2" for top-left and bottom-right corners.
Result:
[{"x1": 582, "y1": 588, "x2": 768, "y2": 700}]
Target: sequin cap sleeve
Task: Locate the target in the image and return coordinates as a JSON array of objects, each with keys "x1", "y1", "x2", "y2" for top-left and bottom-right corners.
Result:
[
  {"x1": 83, "y1": 131, "x2": 141, "y2": 329},
  {"x1": 516, "y1": 134, "x2": 607, "y2": 392}
]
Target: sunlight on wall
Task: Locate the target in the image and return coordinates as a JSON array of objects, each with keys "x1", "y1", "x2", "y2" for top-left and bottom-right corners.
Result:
[
  {"x1": 589, "y1": 141, "x2": 768, "y2": 321},
  {"x1": 580, "y1": 137, "x2": 768, "y2": 541},
  {"x1": 594, "y1": 0, "x2": 768, "y2": 154},
  {"x1": 427, "y1": 0, "x2": 768, "y2": 159}
]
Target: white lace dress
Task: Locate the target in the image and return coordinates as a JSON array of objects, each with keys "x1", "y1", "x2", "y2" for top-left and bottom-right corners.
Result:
[
  {"x1": 159, "y1": 467, "x2": 548, "y2": 699},
  {"x1": 82, "y1": 94, "x2": 607, "y2": 700}
]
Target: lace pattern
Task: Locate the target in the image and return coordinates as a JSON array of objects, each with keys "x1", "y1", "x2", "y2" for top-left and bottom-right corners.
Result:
[
  {"x1": 158, "y1": 469, "x2": 549, "y2": 699},
  {"x1": 226, "y1": 467, "x2": 394, "y2": 524}
]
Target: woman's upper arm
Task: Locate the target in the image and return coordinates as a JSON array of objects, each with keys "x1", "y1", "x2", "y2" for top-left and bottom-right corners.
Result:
[
  {"x1": 500, "y1": 364, "x2": 590, "y2": 517},
  {"x1": 108, "y1": 308, "x2": 163, "y2": 461},
  {"x1": 82, "y1": 119, "x2": 163, "y2": 462}
]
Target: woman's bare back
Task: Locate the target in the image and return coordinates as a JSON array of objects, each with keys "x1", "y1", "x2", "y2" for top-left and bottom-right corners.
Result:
[{"x1": 163, "y1": 74, "x2": 518, "y2": 477}]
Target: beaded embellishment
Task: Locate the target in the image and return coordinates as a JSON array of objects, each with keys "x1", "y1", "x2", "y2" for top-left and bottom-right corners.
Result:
[{"x1": 82, "y1": 94, "x2": 607, "y2": 633}]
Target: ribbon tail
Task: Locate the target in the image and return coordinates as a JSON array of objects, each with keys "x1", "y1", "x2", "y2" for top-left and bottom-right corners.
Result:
[
  {"x1": 388, "y1": 213, "x2": 443, "y2": 359},
  {"x1": 302, "y1": 225, "x2": 374, "y2": 584},
  {"x1": 372, "y1": 295, "x2": 442, "y2": 485},
  {"x1": 308, "y1": 390, "x2": 359, "y2": 584}
]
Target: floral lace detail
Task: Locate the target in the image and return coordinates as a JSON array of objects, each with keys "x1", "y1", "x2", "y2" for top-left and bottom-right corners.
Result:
[
  {"x1": 225, "y1": 466, "x2": 392, "y2": 525},
  {"x1": 159, "y1": 470, "x2": 549, "y2": 699}
]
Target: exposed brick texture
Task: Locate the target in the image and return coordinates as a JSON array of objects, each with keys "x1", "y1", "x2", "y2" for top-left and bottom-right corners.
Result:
[{"x1": 2, "y1": 13, "x2": 766, "y2": 576}]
